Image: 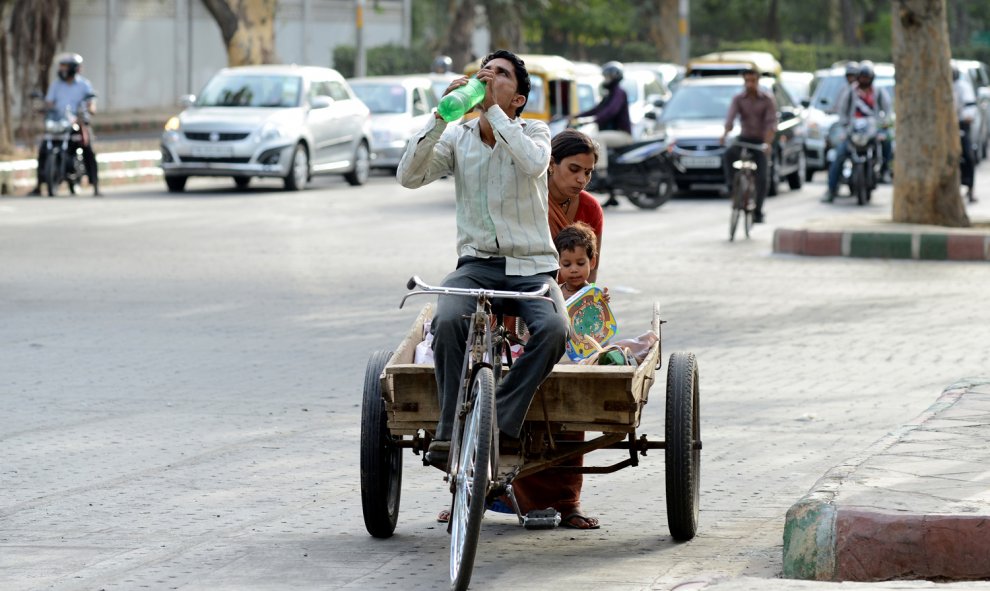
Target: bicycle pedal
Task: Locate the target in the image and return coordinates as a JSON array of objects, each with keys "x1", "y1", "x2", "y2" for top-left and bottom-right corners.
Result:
[{"x1": 523, "y1": 508, "x2": 561, "y2": 530}]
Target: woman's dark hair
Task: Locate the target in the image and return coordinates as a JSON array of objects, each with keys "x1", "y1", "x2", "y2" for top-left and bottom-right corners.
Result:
[
  {"x1": 554, "y1": 221, "x2": 598, "y2": 258},
  {"x1": 481, "y1": 49, "x2": 530, "y2": 117},
  {"x1": 551, "y1": 129, "x2": 600, "y2": 165}
]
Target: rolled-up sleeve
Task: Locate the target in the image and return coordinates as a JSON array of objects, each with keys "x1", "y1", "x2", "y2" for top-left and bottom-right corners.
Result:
[
  {"x1": 486, "y1": 105, "x2": 551, "y2": 177},
  {"x1": 396, "y1": 116, "x2": 454, "y2": 189}
]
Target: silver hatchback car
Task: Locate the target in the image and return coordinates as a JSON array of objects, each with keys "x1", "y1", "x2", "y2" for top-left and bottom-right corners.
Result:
[{"x1": 161, "y1": 65, "x2": 372, "y2": 192}]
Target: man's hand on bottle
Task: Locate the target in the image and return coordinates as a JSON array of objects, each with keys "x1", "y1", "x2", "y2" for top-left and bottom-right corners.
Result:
[{"x1": 475, "y1": 68, "x2": 496, "y2": 112}]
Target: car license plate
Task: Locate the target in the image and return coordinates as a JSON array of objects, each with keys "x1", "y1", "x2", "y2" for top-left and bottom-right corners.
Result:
[
  {"x1": 191, "y1": 145, "x2": 234, "y2": 158},
  {"x1": 681, "y1": 156, "x2": 721, "y2": 169}
]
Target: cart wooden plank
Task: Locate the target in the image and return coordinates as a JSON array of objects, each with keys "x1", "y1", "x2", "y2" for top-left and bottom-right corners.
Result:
[{"x1": 382, "y1": 304, "x2": 661, "y2": 435}]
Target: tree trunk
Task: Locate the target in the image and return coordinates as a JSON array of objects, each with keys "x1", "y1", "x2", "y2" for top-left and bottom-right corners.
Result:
[
  {"x1": 650, "y1": 0, "x2": 680, "y2": 63},
  {"x1": 201, "y1": 0, "x2": 277, "y2": 67},
  {"x1": 766, "y1": 0, "x2": 781, "y2": 42},
  {"x1": 891, "y1": 0, "x2": 969, "y2": 226},
  {"x1": 442, "y1": 0, "x2": 476, "y2": 72},
  {"x1": 0, "y1": 5, "x2": 12, "y2": 156},
  {"x1": 841, "y1": 0, "x2": 858, "y2": 45},
  {"x1": 481, "y1": 0, "x2": 524, "y2": 55}
]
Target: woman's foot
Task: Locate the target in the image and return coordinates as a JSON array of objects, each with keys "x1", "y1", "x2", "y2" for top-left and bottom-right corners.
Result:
[
  {"x1": 560, "y1": 512, "x2": 600, "y2": 529},
  {"x1": 437, "y1": 508, "x2": 450, "y2": 523}
]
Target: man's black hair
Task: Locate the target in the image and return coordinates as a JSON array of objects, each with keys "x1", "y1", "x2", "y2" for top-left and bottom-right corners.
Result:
[{"x1": 481, "y1": 49, "x2": 530, "y2": 117}]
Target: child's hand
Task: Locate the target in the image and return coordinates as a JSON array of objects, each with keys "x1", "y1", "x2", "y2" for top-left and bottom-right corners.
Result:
[{"x1": 602, "y1": 287, "x2": 610, "y2": 303}]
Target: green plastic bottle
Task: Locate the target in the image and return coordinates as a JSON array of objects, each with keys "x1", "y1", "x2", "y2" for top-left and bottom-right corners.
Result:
[{"x1": 437, "y1": 77, "x2": 486, "y2": 122}]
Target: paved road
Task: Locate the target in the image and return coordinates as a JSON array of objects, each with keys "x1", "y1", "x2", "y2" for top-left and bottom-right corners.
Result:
[{"x1": 1, "y1": 171, "x2": 988, "y2": 590}]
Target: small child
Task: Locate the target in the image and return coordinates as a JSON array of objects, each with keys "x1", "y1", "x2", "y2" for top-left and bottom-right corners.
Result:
[{"x1": 554, "y1": 222, "x2": 609, "y2": 302}]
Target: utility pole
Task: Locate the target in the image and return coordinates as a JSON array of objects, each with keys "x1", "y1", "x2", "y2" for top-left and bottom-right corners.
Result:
[
  {"x1": 679, "y1": 0, "x2": 689, "y2": 64},
  {"x1": 355, "y1": 0, "x2": 366, "y2": 77}
]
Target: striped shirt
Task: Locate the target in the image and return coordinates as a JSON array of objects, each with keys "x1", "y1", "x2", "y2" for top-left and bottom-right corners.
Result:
[{"x1": 397, "y1": 105, "x2": 556, "y2": 276}]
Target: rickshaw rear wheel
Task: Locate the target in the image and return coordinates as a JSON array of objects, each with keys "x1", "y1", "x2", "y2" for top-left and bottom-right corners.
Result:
[
  {"x1": 665, "y1": 351, "x2": 700, "y2": 541},
  {"x1": 450, "y1": 367, "x2": 494, "y2": 591},
  {"x1": 360, "y1": 349, "x2": 402, "y2": 538}
]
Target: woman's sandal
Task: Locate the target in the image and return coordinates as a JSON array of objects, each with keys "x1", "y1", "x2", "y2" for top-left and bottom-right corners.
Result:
[
  {"x1": 437, "y1": 509, "x2": 450, "y2": 523},
  {"x1": 560, "y1": 512, "x2": 600, "y2": 529}
]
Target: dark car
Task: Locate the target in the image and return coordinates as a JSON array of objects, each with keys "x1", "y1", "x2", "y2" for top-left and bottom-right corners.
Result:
[{"x1": 656, "y1": 76, "x2": 806, "y2": 195}]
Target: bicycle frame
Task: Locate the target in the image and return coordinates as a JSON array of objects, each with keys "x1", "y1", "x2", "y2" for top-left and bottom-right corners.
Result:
[{"x1": 400, "y1": 275, "x2": 556, "y2": 478}]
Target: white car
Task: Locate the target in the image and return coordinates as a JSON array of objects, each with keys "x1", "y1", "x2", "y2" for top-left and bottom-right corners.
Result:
[
  {"x1": 620, "y1": 69, "x2": 667, "y2": 139},
  {"x1": 348, "y1": 75, "x2": 439, "y2": 169},
  {"x1": 160, "y1": 65, "x2": 372, "y2": 192}
]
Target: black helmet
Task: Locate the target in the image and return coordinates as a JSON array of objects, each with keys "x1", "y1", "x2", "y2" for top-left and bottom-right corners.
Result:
[
  {"x1": 431, "y1": 55, "x2": 453, "y2": 74},
  {"x1": 844, "y1": 61, "x2": 860, "y2": 77},
  {"x1": 57, "y1": 52, "x2": 84, "y2": 77},
  {"x1": 858, "y1": 61, "x2": 875, "y2": 82},
  {"x1": 602, "y1": 61, "x2": 624, "y2": 84}
]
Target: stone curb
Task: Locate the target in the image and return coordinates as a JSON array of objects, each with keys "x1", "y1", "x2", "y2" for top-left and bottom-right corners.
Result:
[
  {"x1": 0, "y1": 151, "x2": 162, "y2": 195},
  {"x1": 782, "y1": 379, "x2": 990, "y2": 582},
  {"x1": 773, "y1": 228, "x2": 990, "y2": 261}
]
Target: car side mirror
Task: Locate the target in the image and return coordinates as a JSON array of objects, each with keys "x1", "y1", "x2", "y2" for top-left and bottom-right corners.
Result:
[
  {"x1": 310, "y1": 95, "x2": 333, "y2": 109},
  {"x1": 644, "y1": 111, "x2": 658, "y2": 120},
  {"x1": 800, "y1": 99, "x2": 810, "y2": 108},
  {"x1": 779, "y1": 108, "x2": 797, "y2": 121},
  {"x1": 652, "y1": 98, "x2": 666, "y2": 108},
  {"x1": 179, "y1": 94, "x2": 196, "y2": 108}
]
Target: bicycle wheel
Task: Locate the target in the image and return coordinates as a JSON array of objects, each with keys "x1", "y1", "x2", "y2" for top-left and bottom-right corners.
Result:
[
  {"x1": 743, "y1": 177, "x2": 755, "y2": 239},
  {"x1": 728, "y1": 174, "x2": 746, "y2": 241},
  {"x1": 449, "y1": 367, "x2": 495, "y2": 591},
  {"x1": 665, "y1": 352, "x2": 700, "y2": 542}
]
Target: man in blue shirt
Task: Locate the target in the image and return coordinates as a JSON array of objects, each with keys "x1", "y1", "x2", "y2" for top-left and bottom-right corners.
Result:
[{"x1": 30, "y1": 53, "x2": 100, "y2": 196}]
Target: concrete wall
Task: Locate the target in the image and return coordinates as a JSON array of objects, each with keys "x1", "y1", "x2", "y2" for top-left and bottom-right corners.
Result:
[{"x1": 61, "y1": 0, "x2": 410, "y2": 112}]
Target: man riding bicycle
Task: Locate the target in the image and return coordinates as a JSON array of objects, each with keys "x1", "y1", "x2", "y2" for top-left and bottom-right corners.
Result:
[
  {"x1": 720, "y1": 67, "x2": 777, "y2": 224},
  {"x1": 396, "y1": 50, "x2": 570, "y2": 467}
]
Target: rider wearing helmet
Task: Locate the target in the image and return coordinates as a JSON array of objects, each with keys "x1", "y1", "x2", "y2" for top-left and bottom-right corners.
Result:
[
  {"x1": 825, "y1": 61, "x2": 892, "y2": 201},
  {"x1": 574, "y1": 61, "x2": 632, "y2": 207},
  {"x1": 30, "y1": 52, "x2": 101, "y2": 196},
  {"x1": 576, "y1": 61, "x2": 632, "y2": 137},
  {"x1": 431, "y1": 55, "x2": 453, "y2": 74}
]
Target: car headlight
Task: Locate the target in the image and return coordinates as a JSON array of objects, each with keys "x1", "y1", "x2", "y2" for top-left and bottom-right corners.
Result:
[
  {"x1": 260, "y1": 122, "x2": 284, "y2": 141},
  {"x1": 164, "y1": 116, "x2": 180, "y2": 132}
]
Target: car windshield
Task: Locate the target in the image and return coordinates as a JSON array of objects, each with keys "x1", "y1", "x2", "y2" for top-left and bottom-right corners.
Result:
[
  {"x1": 620, "y1": 79, "x2": 639, "y2": 103},
  {"x1": 197, "y1": 74, "x2": 302, "y2": 108},
  {"x1": 660, "y1": 84, "x2": 741, "y2": 121},
  {"x1": 577, "y1": 82, "x2": 598, "y2": 112},
  {"x1": 351, "y1": 83, "x2": 408, "y2": 114}
]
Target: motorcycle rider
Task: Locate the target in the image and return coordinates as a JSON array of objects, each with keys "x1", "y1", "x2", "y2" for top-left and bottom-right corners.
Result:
[
  {"x1": 29, "y1": 52, "x2": 100, "y2": 196},
  {"x1": 824, "y1": 61, "x2": 892, "y2": 202},
  {"x1": 831, "y1": 61, "x2": 859, "y2": 115},
  {"x1": 574, "y1": 61, "x2": 632, "y2": 206},
  {"x1": 953, "y1": 64, "x2": 978, "y2": 203},
  {"x1": 431, "y1": 55, "x2": 453, "y2": 74}
]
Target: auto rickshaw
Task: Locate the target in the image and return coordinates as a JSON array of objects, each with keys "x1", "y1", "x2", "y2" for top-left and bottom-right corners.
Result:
[
  {"x1": 687, "y1": 50, "x2": 783, "y2": 78},
  {"x1": 463, "y1": 53, "x2": 581, "y2": 135}
]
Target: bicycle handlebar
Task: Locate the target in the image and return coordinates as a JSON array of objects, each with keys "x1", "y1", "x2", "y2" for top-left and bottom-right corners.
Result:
[{"x1": 401, "y1": 275, "x2": 557, "y2": 311}]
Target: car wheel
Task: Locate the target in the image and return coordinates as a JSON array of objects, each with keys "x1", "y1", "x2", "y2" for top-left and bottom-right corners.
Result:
[
  {"x1": 284, "y1": 143, "x2": 309, "y2": 191},
  {"x1": 345, "y1": 141, "x2": 371, "y2": 186},
  {"x1": 165, "y1": 175, "x2": 187, "y2": 193},
  {"x1": 787, "y1": 151, "x2": 805, "y2": 190}
]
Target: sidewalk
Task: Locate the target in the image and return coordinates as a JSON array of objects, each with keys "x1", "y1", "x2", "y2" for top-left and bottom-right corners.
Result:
[{"x1": 781, "y1": 379, "x2": 990, "y2": 582}]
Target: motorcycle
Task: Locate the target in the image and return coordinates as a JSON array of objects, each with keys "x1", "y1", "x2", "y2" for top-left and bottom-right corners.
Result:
[
  {"x1": 39, "y1": 93, "x2": 95, "y2": 197},
  {"x1": 828, "y1": 117, "x2": 884, "y2": 206},
  {"x1": 573, "y1": 117, "x2": 678, "y2": 210}
]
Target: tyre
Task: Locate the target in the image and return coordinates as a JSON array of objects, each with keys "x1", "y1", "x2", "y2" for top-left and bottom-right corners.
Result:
[
  {"x1": 627, "y1": 171, "x2": 674, "y2": 210},
  {"x1": 234, "y1": 176, "x2": 251, "y2": 190},
  {"x1": 449, "y1": 367, "x2": 494, "y2": 591},
  {"x1": 165, "y1": 175, "x2": 187, "y2": 193},
  {"x1": 787, "y1": 151, "x2": 805, "y2": 190},
  {"x1": 767, "y1": 152, "x2": 780, "y2": 197},
  {"x1": 284, "y1": 143, "x2": 309, "y2": 191},
  {"x1": 852, "y1": 166, "x2": 866, "y2": 206},
  {"x1": 728, "y1": 174, "x2": 745, "y2": 242},
  {"x1": 804, "y1": 165, "x2": 815, "y2": 183},
  {"x1": 344, "y1": 141, "x2": 371, "y2": 186},
  {"x1": 360, "y1": 349, "x2": 402, "y2": 539},
  {"x1": 665, "y1": 351, "x2": 700, "y2": 542},
  {"x1": 44, "y1": 151, "x2": 61, "y2": 197}
]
